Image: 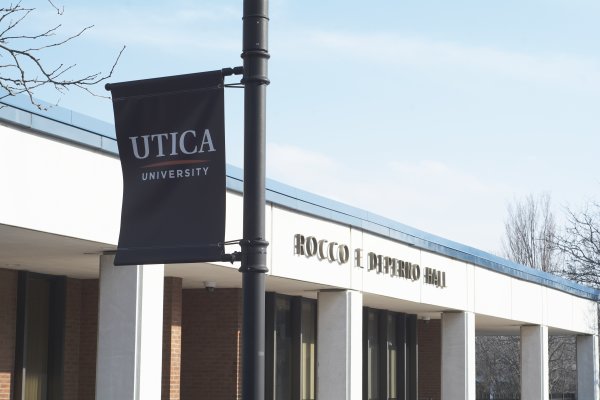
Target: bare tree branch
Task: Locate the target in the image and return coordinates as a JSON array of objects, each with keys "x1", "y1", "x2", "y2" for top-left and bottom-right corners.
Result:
[
  {"x1": 555, "y1": 201, "x2": 600, "y2": 288},
  {"x1": 0, "y1": 1, "x2": 125, "y2": 109},
  {"x1": 46, "y1": 0, "x2": 64, "y2": 15},
  {"x1": 502, "y1": 193, "x2": 560, "y2": 273},
  {"x1": 477, "y1": 195, "x2": 579, "y2": 398},
  {"x1": 0, "y1": 5, "x2": 33, "y2": 39}
]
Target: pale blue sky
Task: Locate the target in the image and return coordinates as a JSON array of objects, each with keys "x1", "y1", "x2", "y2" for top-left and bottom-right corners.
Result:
[{"x1": 19, "y1": 0, "x2": 600, "y2": 252}]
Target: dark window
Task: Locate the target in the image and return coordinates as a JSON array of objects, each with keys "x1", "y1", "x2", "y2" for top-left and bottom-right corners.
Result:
[
  {"x1": 387, "y1": 313, "x2": 397, "y2": 400},
  {"x1": 274, "y1": 296, "x2": 293, "y2": 400},
  {"x1": 366, "y1": 309, "x2": 379, "y2": 400},
  {"x1": 363, "y1": 309, "x2": 418, "y2": 400},
  {"x1": 300, "y1": 300, "x2": 316, "y2": 400},
  {"x1": 266, "y1": 294, "x2": 317, "y2": 400},
  {"x1": 14, "y1": 272, "x2": 66, "y2": 400}
]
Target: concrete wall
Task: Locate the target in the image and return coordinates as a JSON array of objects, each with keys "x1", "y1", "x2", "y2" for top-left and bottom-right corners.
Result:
[
  {"x1": 1, "y1": 118, "x2": 597, "y2": 335},
  {"x1": 0, "y1": 124, "x2": 122, "y2": 245},
  {"x1": 270, "y1": 205, "x2": 598, "y2": 335}
]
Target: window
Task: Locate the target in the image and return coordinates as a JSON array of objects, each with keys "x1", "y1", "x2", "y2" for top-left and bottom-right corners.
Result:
[
  {"x1": 387, "y1": 313, "x2": 397, "y2": 400},
  {"x1": 274, "y1": 296, "x2": 293, "y2": 400},
  {"x1": 14, "y1": 272, "x2": 66, "y2": 400},
  {"x1": 365, "y1": 309, "x2": 380, "y2": 400},
  {"x1": 363, "y1": 309, "x2": 418, "y2": 400},
  {"x1": 300, "y1": 300, "x2": 316, "y2": 400},
  {"x1": 266, "y1": 294, "x2": 317, "y2": 400}
]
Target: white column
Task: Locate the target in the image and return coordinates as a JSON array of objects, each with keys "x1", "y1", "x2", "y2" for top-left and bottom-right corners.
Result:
[
  {"x1": 317, "y1": 290, "x2": 362, "y2": 400},
  {"x1": 441, "y1": 311, "x2": 476, "y2": 400},
  {"x1": 577, "y1": 334, "x2": 600, "y2": 400},
  {"x1": 520, "y1": 325, "x2": 549, "y2": 400},
  {"x1": 96, "y1": 253, "x2": 165, "y2": 400}
]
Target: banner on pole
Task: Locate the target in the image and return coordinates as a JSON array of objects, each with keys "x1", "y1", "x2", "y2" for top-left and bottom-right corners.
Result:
[{"x1": 107, "y1": 70, "x2": 226, "y2": 265}]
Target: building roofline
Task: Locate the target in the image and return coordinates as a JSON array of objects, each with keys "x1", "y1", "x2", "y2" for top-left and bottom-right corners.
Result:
[{"x1": 2, "y1": 94, "x2": 599, "y2": 301}]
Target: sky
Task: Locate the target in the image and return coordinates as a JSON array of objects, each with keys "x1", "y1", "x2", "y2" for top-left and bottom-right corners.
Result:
[{"x1": 13, "y1": 0, "x2": 600, "y2": 253}]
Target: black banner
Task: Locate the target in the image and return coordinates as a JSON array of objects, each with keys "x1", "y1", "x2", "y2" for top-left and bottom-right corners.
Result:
[{"x1": 107, "y1": 70, "x2": 226, "y2": 265}]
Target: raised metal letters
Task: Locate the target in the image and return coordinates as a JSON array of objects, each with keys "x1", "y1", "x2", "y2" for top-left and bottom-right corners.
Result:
[
  {"x1": 294, "y1": 234, "x2": 349, "y2": 265},
  {"x1": 424, "y1": 267, "x2": 447, "y2": 288},
  {"x1": 293, "y1": 234, "x2": 446, "y2": 288},
  {"x1": 368, "y1": 252, "x2": 421, "y2": 281}
]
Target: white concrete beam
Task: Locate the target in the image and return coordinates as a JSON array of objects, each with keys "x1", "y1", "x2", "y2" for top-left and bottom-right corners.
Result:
[
  {"x1": 577, "y1": 334, "x2": 599, "y2": 400},
  {"x1": 520, "y1": 325, "x2": 549, "y2": 400},
  {"x1": 317, "y1": 290, "x2": 362, "y2": 400},
  {"x1": 96, "y1": 254, "x2": 164, "y2": 400},
  {"x1": 441, "y1": 311, "x2": 476, "y2": 400}
]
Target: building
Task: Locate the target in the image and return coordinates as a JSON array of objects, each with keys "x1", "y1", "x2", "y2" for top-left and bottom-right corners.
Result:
[{"x1": 0, "y1": 94, "x2": 598, "y2": 400}]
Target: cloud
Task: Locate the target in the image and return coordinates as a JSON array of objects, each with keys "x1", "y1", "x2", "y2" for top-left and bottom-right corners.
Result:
[
  {"x1": 267, "y1": 142, "x2": 510, "y2": 252},
  {"x1": 62, "y1": 4, "x2": 242, "y2": 53},
  {"x1": 267, "y1": 143, "x2": 346, "y2": 200},
  {"x1": 294, "y1": 31, "x2": 600, "y2": 91}
]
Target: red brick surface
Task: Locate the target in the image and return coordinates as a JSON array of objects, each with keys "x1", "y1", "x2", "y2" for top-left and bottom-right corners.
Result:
[
  {"x1": 78, "y1": 279, "x2": 99, "y2": 400},
  {"x1": 418, "y1": 319, "x2": 441, "y2": 400},
  {"x1": 181, "y1": 288, "x2": 242, "y2": 400},
  {"x1": 0, "y1": 269, "x2": 17, "y2": 400},
  {"x1": 163, "y1": 277, "x2": 183, "y2": 400},
  {"x1": 63, "y1": 278, "x2": 82, "y2": 400}
]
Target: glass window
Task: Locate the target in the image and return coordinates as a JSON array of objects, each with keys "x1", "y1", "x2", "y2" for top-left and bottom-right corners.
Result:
[
  {"x1": 367, "y1": 310, "x2": 379, "y2": 400},
  {"x1": 300, "y1": 300, "x2": 316, "y2": 400},
  {"x1": 364, "y1": 310, "x2": 417, "y2": 400},
  {"x1": 267, "y1": 294, "x2": 317, "y2": 400},
  {"x1": 387, "y1": 313, "x2": 397, "y2": 400},
  {"x1": 24, "y1": 277, "x2": 50, "y2": 400},
  {"x1": 274, "y1": 296, "x2": 293, "y2": 400},
  {"x1": 14, "y1": 273, "x2": 65, "y2": 400}
]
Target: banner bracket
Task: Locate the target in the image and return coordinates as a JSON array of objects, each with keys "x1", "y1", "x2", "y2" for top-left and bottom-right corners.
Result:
[
  {"x1": 218, "y1": 239, "x2": 245, "y2": 264},
  {"x1": 222, "y1": 66, "x2": 245, "y2": 88},
  {"x1": 220, "y1": 252, "x2": 242, "y2": 263},
  {"x1": 221, "y1": 66, "x2": 244, "y2": 76},
  {"x1": 221, "y1": 238, "x2": 244, "y2": 246}
]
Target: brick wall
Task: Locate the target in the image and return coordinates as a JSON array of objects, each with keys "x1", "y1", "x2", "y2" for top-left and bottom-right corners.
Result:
[
  {"x1": 181, "y1": 288, "x2": 242, "y2": 400},
  {"x1": 418, "y1": 319, "x2": 441, "y2": 400},
  {"x1": 1, "y1": 272, "x2": 189, "y2": 400},
  {"x1": 0, "y1": 269, "x2": 17, "y2": 400},
  {"x1": 163, "y1": 277, "x2": 182, "y2": 400},
  {"x1": 78, "y1": 279, "x2": 99, "y2": 400},
  {"x1": 63, "y1": 278, "x2": 82, "y2": 400}
]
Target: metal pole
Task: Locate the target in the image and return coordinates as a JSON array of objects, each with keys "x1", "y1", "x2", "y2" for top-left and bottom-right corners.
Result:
[{"x1": 240, "y1": 0, "x2": 269, "y2": 399}]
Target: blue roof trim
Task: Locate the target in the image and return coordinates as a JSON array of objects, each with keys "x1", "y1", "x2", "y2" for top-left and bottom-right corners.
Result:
[
  {"x1": 0, "y1": 91, "x2": 115, "y2": 139},
  {"x1": 2, "y1": 95, "x2": 599, "y2": 301}
]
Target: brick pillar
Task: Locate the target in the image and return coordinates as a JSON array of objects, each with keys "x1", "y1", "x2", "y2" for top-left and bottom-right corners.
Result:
[
  {"x1": 63, "y1": 278, "x2": 82, "y2": 400},
  {"x1": 78, "y1": 279, "x2": 99, "y2": 400},
  {"x1": 181, "y1": 288, "x2": 242, "y2": 400},
  {"x1": 163, "y1": 277, "x2": 182, "y2": 400},
  {"x1": 0, "y1": 269, "x2": 18, "y2": 400},
  {"x1": 418, "y1": 319, "x2": 441, "y2": 400}
]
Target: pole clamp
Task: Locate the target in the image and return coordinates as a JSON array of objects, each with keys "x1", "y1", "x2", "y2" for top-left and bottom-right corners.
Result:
[{"x1": 238, "y1": 239, "x2": 269, "y2": 273}]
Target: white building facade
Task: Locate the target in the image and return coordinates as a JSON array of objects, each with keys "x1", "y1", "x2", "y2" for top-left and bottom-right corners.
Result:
[{"x1": 0, "y1": 95, "x2": 598, "y2": 400}]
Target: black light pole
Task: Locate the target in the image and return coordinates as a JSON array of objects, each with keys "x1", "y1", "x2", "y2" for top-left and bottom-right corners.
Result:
[{"x1": 240, "y1": 0, "x2": 269, "y2": 399}]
